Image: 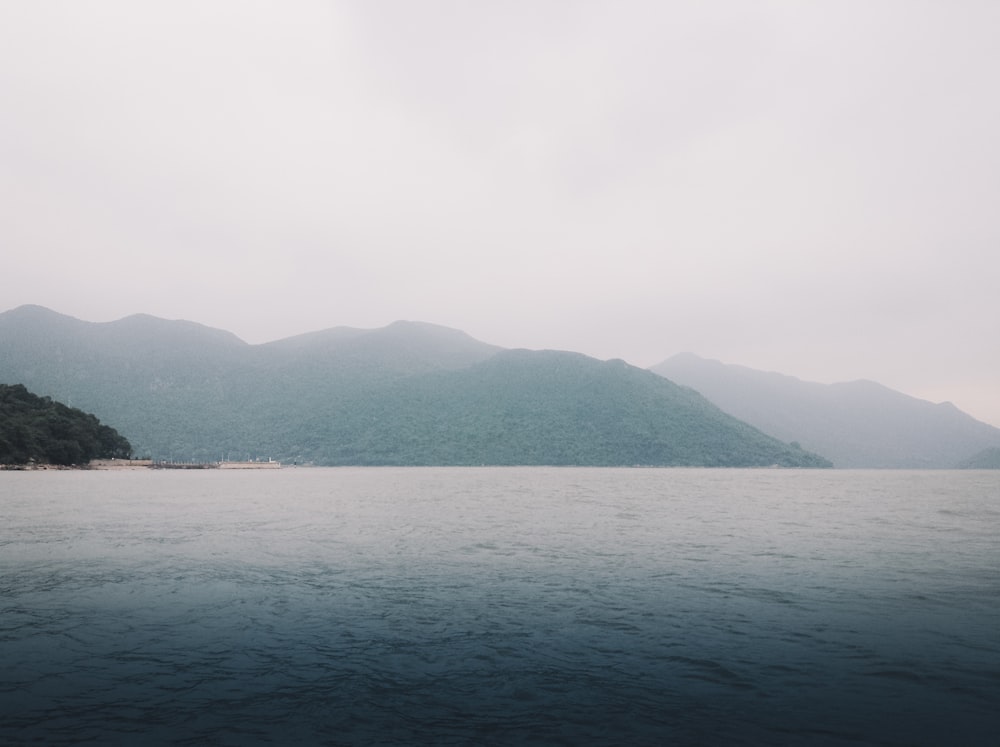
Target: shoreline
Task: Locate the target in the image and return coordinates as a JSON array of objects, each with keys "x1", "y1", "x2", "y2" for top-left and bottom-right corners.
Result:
[{"x1": 1, "y1": 459, "x2": 281, "y2": 471}]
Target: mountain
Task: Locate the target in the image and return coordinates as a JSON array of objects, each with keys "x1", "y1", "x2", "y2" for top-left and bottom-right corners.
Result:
[
  {"x1": 651, "y1": 353, "x2": 1000, "y2": 468},
  {"x1": 0, "y1": 306, "x2": 828, "y2": 467},
  {"x1": 305, "y1": 350, "x2": 830, "y2": 466},
  {"x1": 955, "y1": 447, "x2": 1000, "y2": 469},
  {"x1": 0, "y1": 383, "x2": 132, "y2": 465}
]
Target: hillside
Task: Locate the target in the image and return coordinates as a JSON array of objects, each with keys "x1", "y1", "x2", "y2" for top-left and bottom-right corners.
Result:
[
  {"x1": 0, "y1": 306, "x2": 827, "y2": 467},
  {"x1": 955, "y1": 447, "x2": 1000, "y2": 469},
  {"x1": 286, "y1": 350, "x2": 830, "y2": 466},
  {"x1": 651, "y1": 353, "x2": 1000, "y2": 468},
  {"x1": 0, "y1": 383, "x2": 132, "y2": 465}
]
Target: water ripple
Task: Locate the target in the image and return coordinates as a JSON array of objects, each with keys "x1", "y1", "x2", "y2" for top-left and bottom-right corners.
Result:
[{"x1": 1, "y1": 468, "x2": 998, "y2": 745}]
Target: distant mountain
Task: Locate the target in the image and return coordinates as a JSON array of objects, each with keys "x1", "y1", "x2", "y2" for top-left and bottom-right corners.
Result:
[
  {"x1": 651, "y1": 353, "x2": 1000, "y2": 468},
  {"x1": 315, "y1": 350, "x2": 830, "y2": 466},
  {"x1": 0, "y1": 306, "x2": 828, "y2": 467},
  {"x1": 955, "y1": 447, "x2": 1000, "y2": 469}
]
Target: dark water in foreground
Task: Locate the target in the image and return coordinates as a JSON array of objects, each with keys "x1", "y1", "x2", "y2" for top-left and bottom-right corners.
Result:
[{"x1": 1, "y1": 468, "x2": 998, "y2": 745}]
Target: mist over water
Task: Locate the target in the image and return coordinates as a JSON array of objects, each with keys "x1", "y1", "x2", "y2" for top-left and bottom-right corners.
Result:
[{"x1": 2, "y1": 468, "x2": 998, "y2": 745}]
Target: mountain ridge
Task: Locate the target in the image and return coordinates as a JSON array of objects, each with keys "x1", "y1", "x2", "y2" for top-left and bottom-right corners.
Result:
[
  {"x1": 651, "y1": 353, "x2": 1000, "y2": 468},
  {"x1": 0, "y1": 306, "x2": 827, "y2": 467}
]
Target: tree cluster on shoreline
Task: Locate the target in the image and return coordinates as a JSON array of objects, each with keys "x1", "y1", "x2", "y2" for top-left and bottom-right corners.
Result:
[{"x1": 0, "y1": 384, "x2": 132, "y2": 466}]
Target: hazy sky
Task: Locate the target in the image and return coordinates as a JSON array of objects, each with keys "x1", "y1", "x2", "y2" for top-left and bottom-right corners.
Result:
[{"x1": 2, "y1": 1, "x2": 998, "y2": 426}]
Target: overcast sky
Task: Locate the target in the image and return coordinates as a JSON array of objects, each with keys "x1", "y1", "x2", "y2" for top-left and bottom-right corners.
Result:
[{"x1": 2, "y1": 1, "x2": 998, "y2": 426}]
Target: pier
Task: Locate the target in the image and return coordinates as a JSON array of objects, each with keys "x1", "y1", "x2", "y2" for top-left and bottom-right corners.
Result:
[{"x1": 149, "y1": 459, "x2": 282, "y2": 470}]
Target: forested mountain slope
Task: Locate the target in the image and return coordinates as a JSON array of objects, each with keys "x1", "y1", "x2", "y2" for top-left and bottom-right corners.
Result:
[{"x1": 0, "y1": 306, "x2": 827, "y2": 467}]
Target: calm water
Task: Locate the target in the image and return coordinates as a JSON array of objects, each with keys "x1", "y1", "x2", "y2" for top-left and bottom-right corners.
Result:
[{"x1": 1, "y1": 468, "x2": 998, "y2": 745}]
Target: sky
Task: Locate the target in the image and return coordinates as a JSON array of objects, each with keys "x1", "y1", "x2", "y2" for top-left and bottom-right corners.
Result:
[{"x1": 2, "y1": 1, "x2": 998, "y2": 427}]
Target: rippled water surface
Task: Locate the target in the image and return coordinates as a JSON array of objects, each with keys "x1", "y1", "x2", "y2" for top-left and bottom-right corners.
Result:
[{"x1": 2, "y1": 468, "x2": 999, "y2": 745}]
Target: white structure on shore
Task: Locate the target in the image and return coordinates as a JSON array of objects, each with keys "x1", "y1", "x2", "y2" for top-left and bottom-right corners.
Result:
[{"x1": 218, "y1": 459, "x2": 281, "y2": 469}]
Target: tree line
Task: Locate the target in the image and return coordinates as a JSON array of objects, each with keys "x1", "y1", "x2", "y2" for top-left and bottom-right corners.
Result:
[{"x1": 0, "y1": 383, "x2": 132, "y2": 466}]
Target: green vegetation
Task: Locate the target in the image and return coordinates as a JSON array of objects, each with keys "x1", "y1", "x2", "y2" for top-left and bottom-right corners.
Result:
[
  {"x1": 0, "y1": 384, "x2": 132, "y2": 465},
  {"x1": 291, "y1": 351, "x2": 832, "y2": 467},
  {"x1": 0, "y1": 306, "x2": 830, "y2": 467}
]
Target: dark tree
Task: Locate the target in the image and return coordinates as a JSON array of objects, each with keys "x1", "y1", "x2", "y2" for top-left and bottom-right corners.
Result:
[{"x1": 0, "y1": 384, "x2": 132, "y2": 465}]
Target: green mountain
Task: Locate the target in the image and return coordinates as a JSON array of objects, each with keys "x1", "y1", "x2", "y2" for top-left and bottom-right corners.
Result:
[
  {"x1": 652, "y1": 352, "x2": 1000, "y2": 468},
  {"x1": 0, "y1": 305, "x2": 829, "y2": 467},
  {"x1": 0, "y1": 383, "x2": 132, "y2": 465}
]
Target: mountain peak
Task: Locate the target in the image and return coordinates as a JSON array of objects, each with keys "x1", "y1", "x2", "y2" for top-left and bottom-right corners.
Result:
[
  {"x1": 652, "y1": 355, "x2": 1000, "y2": 468},
  {"x1": 1, "y1": 304, "x2": 81, "y2": 325}
]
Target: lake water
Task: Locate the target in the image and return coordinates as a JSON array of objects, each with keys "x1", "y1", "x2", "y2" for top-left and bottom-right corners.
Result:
[{"x1": 1, "y1": 468, "x2": 998, "y2": 745}]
